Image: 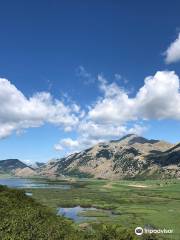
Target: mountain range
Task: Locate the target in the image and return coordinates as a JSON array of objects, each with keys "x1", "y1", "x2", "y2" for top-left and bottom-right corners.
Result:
[
  {"x1": 39, "y1": 134, "x2": 180, "y2": 179},
  {"x1": 1, "y1": 134, "x2": 180, "y2": 179},
  {"x1": 0, "y1": 159, "x2": 35, "y2": 177}
]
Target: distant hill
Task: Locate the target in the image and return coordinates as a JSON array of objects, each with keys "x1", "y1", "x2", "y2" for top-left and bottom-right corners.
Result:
[
  {"x1": 0, "y1": 159, "x2": 27, "y2": 173},
  {"x1": 39, "y1": 134, "x2": 180, "y2": 179},
  {"x1": 0, "y1": 159, "x2": 36, "y2": 176},
  {"x1": 30, "y1": 162, "x2": 45, "y2": 169}
]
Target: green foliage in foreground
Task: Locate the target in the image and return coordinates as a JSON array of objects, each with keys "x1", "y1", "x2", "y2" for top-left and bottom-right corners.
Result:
[
  {"x1": 0, "y1": 185, "x2": 80, "y2": 240},
  {"x1": 0, "y1": 185, "x2": 165, "y2": 240}
]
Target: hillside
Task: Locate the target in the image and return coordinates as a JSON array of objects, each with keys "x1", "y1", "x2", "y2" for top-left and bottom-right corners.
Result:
[
  {"x1": 0, "y1": 159, "x2": 36, "y2": 176},
  {"x1": 0, "y1": 185, "x2": 151, "y2": 240},
  {"x1": 30, "y1": 161, "x2": 45, "y2": 169},
  {"x1": 39, "y1": 134, "x2": 180, "y2": 179}
]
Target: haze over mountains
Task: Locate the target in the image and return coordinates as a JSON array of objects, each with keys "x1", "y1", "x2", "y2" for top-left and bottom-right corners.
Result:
[{"x1": 1, "y1": 134, "x2": 180, "y2": 180}]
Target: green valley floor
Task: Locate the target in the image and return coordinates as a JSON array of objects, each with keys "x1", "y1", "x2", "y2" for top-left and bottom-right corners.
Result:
[
  {"x1": 1, "y1": 178, "x2": 180, "y2": 240},
  {"x1": 26, "y1": 178, "x2": 180, "y2": 239}
]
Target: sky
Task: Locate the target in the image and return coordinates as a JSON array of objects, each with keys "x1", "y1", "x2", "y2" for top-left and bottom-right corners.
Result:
[{"x1": 0, "y1": 0, "x2": 180, "y2": 163}]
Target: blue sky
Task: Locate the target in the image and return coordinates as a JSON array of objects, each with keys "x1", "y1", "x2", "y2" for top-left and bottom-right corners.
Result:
[{"x1": 0, "y1": 0, "x2": 180, "y2": 163}]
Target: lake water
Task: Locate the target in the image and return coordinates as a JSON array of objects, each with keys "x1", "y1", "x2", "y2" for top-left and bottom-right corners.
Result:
[
  {"x1": 57, "y1": 206, "x2": 97, "y2": 222},
  {"x1": 57, "y1": 206, "x2": 118, "y2": 222},
  {"x1": 0, "y1": 178, "x2": 71, "y2": 189},
  {"x1": 0, "y1": 178, "x2": 117, "y2": 223}
]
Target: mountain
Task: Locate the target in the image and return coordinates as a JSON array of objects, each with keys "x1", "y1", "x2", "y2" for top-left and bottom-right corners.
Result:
[
  {"x1": 39, "y1": 134, "x2": 180, "y2": 179},
  {"x1": 30, "y1": 162, "x2": 45, "y2": 169},
  {"x1": 0, "y1": 159, "x2": 27, "y2": 172},
  {"x1": 0, "y1": 159, "x2": 36, "y2": 176}
]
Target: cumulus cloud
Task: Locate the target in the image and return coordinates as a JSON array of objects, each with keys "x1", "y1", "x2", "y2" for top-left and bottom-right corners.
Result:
[
  {"x1": 55, "y1": 70, "x2": 180, "y2": 152},
  {"x1": 1, "y1": 71, "x2": 180, "y2": 154},
  {"x1": 135, "y1": 71, "x2": 180, "y2": 119},
  {"x1": 0, "y1": 78, "x2": 80, "y2": 138},
  {"x1": 164, "y1": 33, "x2": 180, "y2": 64},
  {"x1": 89, "y1": 71, "x2": 180, "y2": 124},
  {"x1": 54, "y1": 138, "x2": 79, "y2": 151},
  {"x1": 55, "y1": 123, "x2": 146, "y2": 152},
  {"x1": 89, "y1": 75, "x2": 135, "y2": 124}
]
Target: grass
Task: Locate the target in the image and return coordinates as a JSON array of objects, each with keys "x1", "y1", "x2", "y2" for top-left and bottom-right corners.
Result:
[
  {"x1": 26, "y1": 178, "x2": 180, "y2": 240},
  {"x1": 0, "y1": 184, "x2": 160, "y2": 240},
  {"x1": 0, "y1": 185, "x2": 83, "y2": 240}
]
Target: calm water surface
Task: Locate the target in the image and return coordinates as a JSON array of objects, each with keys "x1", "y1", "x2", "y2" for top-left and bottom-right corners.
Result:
[
  {"x1": 57, "y1": 206, "x2": 97, "y2": 222},
  {"x1": 0, "y1": 178, "x2": 71, "y2": 189},
  {"x1": 57, "y1": 206, "x2": 119, "y2": 222}
]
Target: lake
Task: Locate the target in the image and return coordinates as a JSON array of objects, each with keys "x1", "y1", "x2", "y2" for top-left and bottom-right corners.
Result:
[
  {"x1": 0, "y1": 178, "x2": 118, "y2": 223},
  {"x1": 0, "y1": 178, "x2": 71, "y2": 189},
  {"x1": 57, "y1": 205, "x2": 118, "y2": 222},
  {"x1": 57, "y1": 206, "x2": 97, "y2": 222}
]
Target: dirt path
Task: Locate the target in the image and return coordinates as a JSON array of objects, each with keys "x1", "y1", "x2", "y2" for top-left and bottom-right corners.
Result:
[
  {"x1": 128, "y1": 184, "x2": 150, "y2": 188},
  {"x1": 103, "y1": 182, "x2": 113, "y2": 189}
]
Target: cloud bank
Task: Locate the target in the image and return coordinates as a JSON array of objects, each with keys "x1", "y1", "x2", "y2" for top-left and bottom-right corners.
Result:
[
  {"x1": 0, "y1": 70, "x2": 180, "y2": 152},
  {"x1": 56, "y1": 70, "x2": 180, "y2": 152}
]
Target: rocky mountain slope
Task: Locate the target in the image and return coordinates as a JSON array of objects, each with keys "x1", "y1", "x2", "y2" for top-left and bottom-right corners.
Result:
[
  {"x1": 0, "y1": 159, "x2": 36, "y2": 176},
  {"x1": 39, "y1": 134, "x2": 180, "y2": 179},
  {"x1": 30, "y1": 162, "x2": 45, "y2": 169}
]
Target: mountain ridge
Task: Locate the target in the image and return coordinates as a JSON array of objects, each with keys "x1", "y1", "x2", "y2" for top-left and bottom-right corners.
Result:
[
  {"x1": 1, "y1": 135, "x2": 179, "y2": 179},
  {"x1": 0, "y1": 159, "x2": 36, "y2": 176},
  {"x1": 39, "y1": 134, "x2": 180, "y2": 180}
]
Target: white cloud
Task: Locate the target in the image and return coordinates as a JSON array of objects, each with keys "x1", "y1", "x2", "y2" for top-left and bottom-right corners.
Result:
[
  {"x1": 55, "y1": 70, "x2": 180, "y2": 152},
  {"x1": 164, "y1": 33, "x2": 180, "y2": 64},
  {"x1": 114, "y1": 73, "x2": 122, "y2": 80},
  {"x1": 135, "y1": 71, "x2": 180, "y2": 119},
  {"x1": 114, "y1": 73, "x2": 128, "y2": 84},
  {"x1": 22, "y1": 159, "x2": 33, "y2": 166},
  {"x1": 89, "y1": 75, "x2": 135, "y2": 124},
  {"x1": 78, "y1": 121, "x2": 145, "y2": 147},
  {"x1": 0, "y1": 78, "x2": 80, "y2": 138},
  {"x1": 1, "y1": 71, "x2": 180, "y2": 154},
  {"x1": 89, "y1": 71, "x2": 180, "y2": 124},
  {"x1": 54, "y1": 144, "x2": 63, "y2": 151},
  {"x1": 76, "y1": 65, "x2": 94, "y2": 84},
  {"x1": 55, "y1": 123, "x2": 146, "y2": 152},
  {"x1": 54, "y1": 138, "x2": 79, "y2": 151}
]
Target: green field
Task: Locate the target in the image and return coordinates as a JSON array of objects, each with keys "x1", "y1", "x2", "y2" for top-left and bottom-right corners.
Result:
[
  {"x1": 26, "y1": 178, "x2": 180, "y2": 240},
  {"x1": 1, "y1": 183, "x2": 163, "y2": 240}
]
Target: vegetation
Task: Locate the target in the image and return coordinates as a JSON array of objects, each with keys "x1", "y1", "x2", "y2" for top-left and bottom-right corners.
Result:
[
  {"x1": 64, "y1": 168, "x2": 94, "y2": 178},
  {"x1": 0, "y1": 185, "x2": 81, "y2": 240},
  {"x1": 0, "y1": 183, "x2": 168, "y2": 240},
  {"x1": 29, "y1": 178, "x2": 180, "y2": 239}
]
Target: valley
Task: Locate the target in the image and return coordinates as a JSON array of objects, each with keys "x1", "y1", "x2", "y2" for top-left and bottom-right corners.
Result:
[
  {"x1": 0, "y1": 176, "x2": 179, "y2": 239},
  {"x1": 0, "y1": 134, "x2": 180, "y2": 239},
  {"x1": 27, "y1": 178, "x2": 180, "y2": 239}
]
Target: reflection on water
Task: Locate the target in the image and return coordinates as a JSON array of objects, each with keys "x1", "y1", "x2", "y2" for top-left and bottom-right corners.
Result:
[
  {"x1": 25, "y1": 192, "x2": 33, "y2": 196},
  {"x1": 0, "y1": 178, "x2": 71, "y2": 189},
  {"x1": 57, "y1": 206, "x2": 97, "y2": 222}
]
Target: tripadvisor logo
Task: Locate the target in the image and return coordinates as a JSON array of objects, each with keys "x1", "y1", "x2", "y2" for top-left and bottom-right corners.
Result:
[
  {"x1": 135, "y1": 226, "x2": 173, "y2": 236},
  {"x1": 135, "y1": 227, "x2": 143, "y2": 236}
]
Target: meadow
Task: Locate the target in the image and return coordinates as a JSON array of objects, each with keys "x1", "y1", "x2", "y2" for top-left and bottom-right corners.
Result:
[
  {"x1": 26, "y1": 178, "x2": 180, "y2": 240},
  {"x1": 1, "y1": 183, "x2": 164, "y2": 240}
]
